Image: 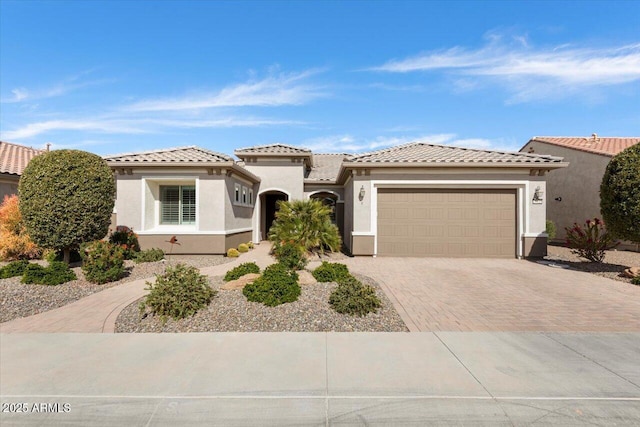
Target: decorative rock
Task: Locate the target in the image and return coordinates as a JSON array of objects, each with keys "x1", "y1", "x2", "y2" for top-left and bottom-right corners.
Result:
[
  {"x1": 297, "y1": 270, "x2": 317, "y2": 286},
  {"x1": 221, "y1": 273, "x2": 260, "y2": 290},
  {"x1": 622, "y1": 267, "x2": 640, "y2": 278}
]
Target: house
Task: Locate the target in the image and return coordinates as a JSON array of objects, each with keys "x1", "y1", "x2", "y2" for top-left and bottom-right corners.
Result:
[
  {"x1": 0, "y1": 141, "x2": 45, "y2": 201},
  {"x1": 105, "y1": 142, "x2": 568, "y2": 258},
  {"x1": 519, "y1": 135, "x2": 640, "y2": 240}
]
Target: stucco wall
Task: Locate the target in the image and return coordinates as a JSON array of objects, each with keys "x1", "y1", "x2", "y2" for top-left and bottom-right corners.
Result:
[
  {"x1": 343, "y1": 176, "x2": 354, "y2": 253},
  {"x1": 0, "y1": 175, "x2": 19, "y2": 201},
  {"x1": 521, "y1": 141, "x2": 610, "y2": 239},
  {"x1": 224, "y1": 175, "x2": 255, "y2": 232},
  {"x1": 303, "y1": 185, "x2": 345, "y2": 201}
]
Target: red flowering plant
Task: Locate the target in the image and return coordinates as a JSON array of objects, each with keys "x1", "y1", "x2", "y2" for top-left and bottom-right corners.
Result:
[
  {"x1": 565, "y1": 218, "x2": 618, "y2": 263},
  {"x1": 108, "y1": 226, "x2": 140, "y2": 260}
]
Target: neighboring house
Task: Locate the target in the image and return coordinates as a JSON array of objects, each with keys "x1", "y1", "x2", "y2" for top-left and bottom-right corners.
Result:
[
  {"x1": 0, "y1": 141, "x2": 45, "y2": 201},
  {"x1": 520, "y1": 135, "x2": 640, "y2": 241},
  {"x1": 105, "y1": 142, "x2": 567, "y2": 258}
]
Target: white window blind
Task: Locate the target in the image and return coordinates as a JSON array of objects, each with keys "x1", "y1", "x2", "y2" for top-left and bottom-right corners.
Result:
[{"x1": 160, "y1": 185, "x2": 196, "y2": 225}]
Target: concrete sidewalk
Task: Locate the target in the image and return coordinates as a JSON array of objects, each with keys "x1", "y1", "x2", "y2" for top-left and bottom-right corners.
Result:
[
  {"x1": 0, "y1": 243, "x2": 275, "y2": 333},
  {"x1": 1, "y1": 332, "x2": 639, "y2": 425}
]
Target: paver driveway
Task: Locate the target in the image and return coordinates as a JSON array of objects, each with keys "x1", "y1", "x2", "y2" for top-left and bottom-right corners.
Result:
[{"x1": 336, "y1": 257, "x2": 640, "y2": 332}]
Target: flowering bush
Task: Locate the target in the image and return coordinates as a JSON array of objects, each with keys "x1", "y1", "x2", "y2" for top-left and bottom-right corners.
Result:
[
  {"x1": 0, "y1": 195, "x2": 41, "y2": 261},
  {"x1": 108, "y1": 226, "x2": 140, "y2": 259},
  {"x1": 565, "y1": 218, "x2": 618, "y2": 263}
]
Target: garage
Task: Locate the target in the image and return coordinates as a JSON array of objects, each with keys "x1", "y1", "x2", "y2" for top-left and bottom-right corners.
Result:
[{"x1": 377, "y1": 188, "x2": 517, "y2": 258}]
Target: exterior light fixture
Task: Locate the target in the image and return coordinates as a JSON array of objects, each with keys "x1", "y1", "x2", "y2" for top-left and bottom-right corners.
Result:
[
  {"x1": 532, "y1": 186, "x2": 544, "y2": 204},
  {"x1": 358, "y1": 185, "x2": 366, "y2": 201}
]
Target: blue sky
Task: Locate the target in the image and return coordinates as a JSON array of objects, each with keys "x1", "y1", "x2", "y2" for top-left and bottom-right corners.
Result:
[{"x1": 1, "y1": 1, "x2": 638, "y2": 156}]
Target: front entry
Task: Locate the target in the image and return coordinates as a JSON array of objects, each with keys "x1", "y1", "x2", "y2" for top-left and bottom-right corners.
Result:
[{"x1": 261, "y1": 191, "x2": 288, "y2": 240}]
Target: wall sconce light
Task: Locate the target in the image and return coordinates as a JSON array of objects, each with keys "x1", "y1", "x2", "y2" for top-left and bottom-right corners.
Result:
[
  {"x1": 554, "y1": 196, "x2": 562, "y2": 202},
  {"x1": 532, "y1": 186, "x2": 544, "y2": 204},
  {"x1": 358, "y1": 185, "x2": 366, "y2": 201}
]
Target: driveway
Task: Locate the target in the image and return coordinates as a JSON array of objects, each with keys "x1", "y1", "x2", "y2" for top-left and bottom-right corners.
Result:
[{"x1": 337, "y1": 257, "x2": 640, "y2": 332}]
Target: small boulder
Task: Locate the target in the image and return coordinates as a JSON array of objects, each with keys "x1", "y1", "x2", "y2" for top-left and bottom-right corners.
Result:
[
  {"x1": 221, "y1": 273, "x2": 260, "y2": 290},
  {"x1": 297, "y1": 270, "x2": 317, "y2": 286},
  {"x1": 622, "y1": 267, "x2": 640, "y2": 278}
]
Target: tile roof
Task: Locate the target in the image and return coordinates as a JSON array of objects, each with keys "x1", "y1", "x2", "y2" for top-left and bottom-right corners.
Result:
[
  {"x1": 306, "y1": 153, "x2": 350, "y2": 182},
  {"x1": 347, "y1": 142, "x2": 564, "y2": 164},
  {"x1": 104, "y1": 146, "x2": 233, "y2": 163},
  {"x1": 0, "y1": 141, "x2": 45, "y2": 176},
  {"x1": 529, "y1": 136, "x2": 640, "y2": 157},
  {"x1": 234, "y1": 143, "x2": 311, "y2": 156}
]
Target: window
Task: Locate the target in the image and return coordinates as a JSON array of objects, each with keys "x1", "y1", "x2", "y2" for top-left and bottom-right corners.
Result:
[
  {"x1": 242, "y1": 186, "x2": 247, "y2": 204},
  {"x1": 234, "y1": 183, "x2": 241, "y2": 204},
  {"x1": 233, "y1": 182, "x2": 254, "y2": 206},
  {"x1": 248, "y1": 188, "x2": 254, "y2": 205},
  {"x1": 160, "y1": 185, "x2": 196, "y2": 225}
]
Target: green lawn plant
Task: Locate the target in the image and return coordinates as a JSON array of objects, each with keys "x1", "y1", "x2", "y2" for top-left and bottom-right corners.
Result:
[
  {"x1": 19, "y1": 150, "x2": 116, "y2": 264},
  {"x1": 134, "y1": 248, "x2": 165, "y2": 263},
  {"x1": 0, "y1": 260, "x2": 30, "y2": 279},
  {"x1": 140, "y1": 264, "x2": 215, "y2": 322},
  {"x1": 312, "y1": 261, "x2": 350, "y2": 283},
  {"x1": 224, "y1": 262, "x2": 260, "y2": 282},
  {"x1": 22, "y1": 261, "x2": 76, "y2": 286},
  {"x1": 243, "y1": 263, "x2": 300, "y2": 306},
  {"x1": 328, "y1": 275, "x2": 381, "y2": 317},
  {"x1": 272, "y1": 241, "x2": 307, "y2": 270},
  {"x1": 80, "y1": 241, "x2": 125, "y2": 284}
]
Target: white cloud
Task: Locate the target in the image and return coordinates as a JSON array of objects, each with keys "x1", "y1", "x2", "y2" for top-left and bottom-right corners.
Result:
[
  {"x1": 126, "y1": 70, "x2": 325, "y2": 112},
  {"x1": 1, "y1": 71, "x2": 111, "y2": 104},
  {"x1": 299, "y1": 133, "x2": 515, "y2": 154},
  {"x1": 369, "y1": 36, "x2": 640, "y2": 102}
]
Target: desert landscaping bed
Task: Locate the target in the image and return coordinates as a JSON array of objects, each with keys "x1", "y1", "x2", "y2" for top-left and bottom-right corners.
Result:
[
  {"x1": 546, "y1": 244, "x2": 640, "y2": 285},
  {"x1": 0, "y1": 255, "x2": 231, "y2": 323},
  {"x1": 115, "y1": 273, "x2": 408, "y2": 333}
]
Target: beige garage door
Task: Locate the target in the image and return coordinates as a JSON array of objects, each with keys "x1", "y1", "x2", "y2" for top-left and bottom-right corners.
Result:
[{"x1": 377, "y1": 189, "x2": 516, "y2": 258}]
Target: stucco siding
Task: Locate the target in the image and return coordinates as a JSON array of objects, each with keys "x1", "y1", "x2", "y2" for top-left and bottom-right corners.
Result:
[
  {"x1": 0, "y1": 176, "x2": 19, "y2": 201},
  {"x1": 522, "y1": 141, "x2": 610, "y2": 239},
  {"x1": 343, "y1": 177, "x2": 354, "y2": 253},
  {"x1": 224, "y1": 176, "x2": 255, "y2": 232}
]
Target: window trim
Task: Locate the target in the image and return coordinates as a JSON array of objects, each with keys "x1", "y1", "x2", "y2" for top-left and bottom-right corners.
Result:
[
  {"x1": 232, "y1": 182, "x2": 255, "y2": 207},
  {"x1": 160, "y1": 184, "x2": 196, "y2": 226}
]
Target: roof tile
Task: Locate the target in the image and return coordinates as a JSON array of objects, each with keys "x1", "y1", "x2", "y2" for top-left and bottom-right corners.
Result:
[
  {"x1": 306, "y1": 153, "x2": 349, "y2": 182},
  {"x1": 0, "y1": 141, "x2": 45, "y2": 176},
  {"x1": 234, "y1": 143, "x2": 311, "y2": 156},
  {"x1": 530, "y1": 136, "x2": 639, "y2": 157},
  {"x1": 104, "y1": 146, "x2": 233, "y2": 163}
]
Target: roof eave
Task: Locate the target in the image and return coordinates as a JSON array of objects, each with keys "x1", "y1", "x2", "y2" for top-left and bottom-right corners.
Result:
[{"x1": 106, "y1": 161, "x2": 261, "y2": 183}]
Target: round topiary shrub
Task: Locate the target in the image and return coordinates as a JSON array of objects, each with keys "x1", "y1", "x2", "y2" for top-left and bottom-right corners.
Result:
[
  {"x1": 140, "y1": 263, "x2": 215, "y2": 321},
  {"x1": 238, "y1": 243, "x2": 249, "y2": 253},
  {"x1": 600, "y1": 143, "x2": 640, "y2": 244},
  {"x1": 224, "y1": 262, "x2": 260, "y2": 282},
  {"x1": 227, "y1": 248, "x2": 240, "y2": 257},
  {"x1": 19, "y1": 150, "x2": 116, "y2": 264},
  {"x1": 312, "y1": 261, "x2": 350, "y2": 283},
  {"x1": 80, "y1": 241, "x2": 125, "y2": 284},
  {"x1": 329, "y1": 275, "x2": 381, "y2": 317},
  {"x1": 243, "y1": 262, "x2": 300, "y2": 306}
]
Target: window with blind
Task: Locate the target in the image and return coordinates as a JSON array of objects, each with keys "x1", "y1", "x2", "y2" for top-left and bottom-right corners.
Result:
[{"x1": 160, "y1": 185, "x2": 196, "y2": 225}]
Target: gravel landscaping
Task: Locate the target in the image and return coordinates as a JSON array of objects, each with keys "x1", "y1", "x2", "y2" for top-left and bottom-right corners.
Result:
[
  {"x1": 0, "y1": 255, "x2": 231, "y2": 323},
  {"x1": 546, "y1": 244, "x2": 640, "y2": 285},
  {"x1": 115, "y1": 273, "x2": 409, "y2": 332}
]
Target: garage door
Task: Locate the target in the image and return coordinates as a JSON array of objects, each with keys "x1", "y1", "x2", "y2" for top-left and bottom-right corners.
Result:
[{"x1": 377, "y1": 188, "x2": 516, "y2": 258}]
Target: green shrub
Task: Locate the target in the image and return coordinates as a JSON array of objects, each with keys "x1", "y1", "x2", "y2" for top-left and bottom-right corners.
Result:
[
  {"x1": 565, "y1": 218, "x2": 618, "y2": 263},
  {"x1": 272, "y1": 241, "x2": 307, "y2": 270},
  {"x1": 329, "y1": 275, "x2": 381, "y2": 317},
  {"x1": 18, "y1": 149, "x2": 116, "y2": 264},
  {"x1": 268, "y1": 199, "x2": 342, "y2": 254},
  {"x1": 134, "y1": 248, "x2": 165, "y2": 263},
  {"x1": 0, "y1": 260, "x2": 30, "y2": 279},
  {"x1": 601, "y1": 143, "x2": 640, "y2": 244},
  {"x1": 238, "y1": 243, "x2": 249, "y2": 253},
  {"x1": 80, "y1": 241, "x2": 125, "y2": 284},
  {"x1": 22, "y1": 261, "x2": 76, "y2": 286},
  {"x1": 227, "y1": 248, "x2": 239, "y2": 257},
  {"x1": 632, "y1": 276, "x2": 640, "y2": 286},
  {"x1": 546, "y1": 220, "x2": 557, "y2": 240},
  {"x1": 243, "y1": 263, "x2": 300, "y2": 306},
  {"x1": 108, "y1": 226, "x2": 140, "y2": 259},
  {"x1": 312, "y1": 261, "x2": 350, "y2": 283},
  {"x1": 140, "y1": 264, "x2": 215, "y2": 321},
  {"x1": 224, "y1": 262, "x2": 260, "y2": 282}
]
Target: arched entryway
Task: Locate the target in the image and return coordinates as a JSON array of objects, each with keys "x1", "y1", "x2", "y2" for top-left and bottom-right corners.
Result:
[
  {"x1": 260, "y1": 190, "x2": 289, "y2": 241},
  {"x1": 309, "y1": 191, "x2": 344, "y2": 239}
]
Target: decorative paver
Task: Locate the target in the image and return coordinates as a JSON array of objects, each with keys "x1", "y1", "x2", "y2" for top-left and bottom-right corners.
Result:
[{"x1": 328, "y1": 257, "x2": 640, "y2": 332}]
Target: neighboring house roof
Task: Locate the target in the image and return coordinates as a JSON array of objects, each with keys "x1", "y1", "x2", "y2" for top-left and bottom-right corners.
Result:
[
  {"x1": 0, "y1": 141, "x2": 45, "y2": 176},
  {"x1": 347, "y1": 142, "x2": 565, "y2": 164},
  {"x1": 526, "y1": 135, "x2": 640, "y2": 157},
  {"x1": 104, "y1": 145, "x2": 233, "y2": 163},
  {"x1": 234, "y1": 143, "x2": 311, "y2": 156},
  {"x1": 306, "y1": 153, "x2": 350, "y2": 183}
]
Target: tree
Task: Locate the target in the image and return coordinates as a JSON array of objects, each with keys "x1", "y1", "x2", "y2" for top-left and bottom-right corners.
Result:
[
  {"x1": 600, "y1": 143, "x2": 640, "y2": 244},
  {"x1": 19, "y1": 150, "x2": 116, "y2": 263},
  {"x1": 268, "y1": 199, "x2": 342, "y2": 254}
]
